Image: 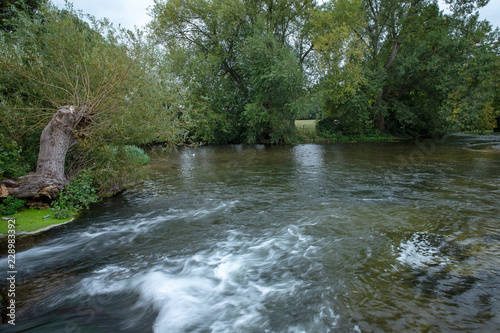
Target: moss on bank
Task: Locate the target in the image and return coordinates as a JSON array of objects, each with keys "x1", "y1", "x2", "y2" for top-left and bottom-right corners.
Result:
[{"x1": 0, "y1": 208, "x2": 74, "y2": 235}]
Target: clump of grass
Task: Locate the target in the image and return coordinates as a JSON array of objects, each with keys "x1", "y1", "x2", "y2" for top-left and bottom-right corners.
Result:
[{"x1": 123, "y1": 145, "x2": 150, "y2": 165}]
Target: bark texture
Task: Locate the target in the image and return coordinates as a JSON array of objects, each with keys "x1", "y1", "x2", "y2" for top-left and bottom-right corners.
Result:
[
  {"x1": 1, "y1": 105, "x2": 86, "y2": 200},
  {"x1": 36, "y1": 105, "x2": 85, "y2": 179}
]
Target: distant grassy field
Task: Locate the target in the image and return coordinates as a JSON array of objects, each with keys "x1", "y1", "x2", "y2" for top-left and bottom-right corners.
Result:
[
  {"x1": 294, "y1": 119, "x2": 397, "y2": 143},
  {"x1": 295, "y1": 119, "x2": 317, "y2": 131}
]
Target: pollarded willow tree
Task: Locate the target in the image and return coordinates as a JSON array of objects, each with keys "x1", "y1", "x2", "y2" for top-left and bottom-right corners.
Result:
[
  {"x1": 312, "y1": 0, "x2": 498, "y2": 136},
  {"x1": 0, "y1": 3, "x2": 188, "y2": 198},
  {"x1": 149, "y1": 0, "x2": 316, "y2": 143}
]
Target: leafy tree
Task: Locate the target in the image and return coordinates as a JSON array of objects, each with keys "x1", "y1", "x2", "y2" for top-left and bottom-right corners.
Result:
[
  {"x1": 441, "y1": 13, "x2": 499, "y2": 131},
  {"x1": 241, "y1": 34, "x2": 305, "y2": 142},
  {"x1": 312, "y1": 0, "x2": 498, "y2": 136},
  {"x1": 150, "y1": 0, "x2": 315, "y2": 143},
  {"x1": 0, "y1": 3, "x2": 188, "y2": 198}
]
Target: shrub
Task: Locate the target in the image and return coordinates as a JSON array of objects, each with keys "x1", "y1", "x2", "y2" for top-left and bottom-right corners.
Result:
[
  {"x1": 0, "y1": 134, "x2": 30, "y2": 178},
  {"x1": 317, "y1": 116, "x2": 342, "y2": 137},
  {"x1": 0, "y1": 197, "x2": 26, "y2": 215},
  {"x1": 52, "y1": 171, "x2": 100, "y2": 219},
  {"x1": 89, "y1": 144, "x2": 149, "y2": 196},
  {"x1": 123, "y1": 145, "x2": 150, "y2": 165},
  {"x1": 317, "y1": 112, "x2": 372, "y2": 137},
  {"x1": 67, "y1": 143, "x2": 151, "y2": 196}
]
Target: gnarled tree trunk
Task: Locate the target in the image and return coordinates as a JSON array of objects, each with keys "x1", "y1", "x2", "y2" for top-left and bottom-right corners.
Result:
[
  {"x1": 1, "y1": 105, "x2": 86, "y2": 200},
  {"x1": 36, "y1": 105, "x2": 85, "y2": 179}
]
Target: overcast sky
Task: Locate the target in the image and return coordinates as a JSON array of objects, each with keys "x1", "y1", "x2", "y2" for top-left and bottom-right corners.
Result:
[
  {"x1": 52, "y1": 0, "x2": 499, "y2": 31},
  {"x1": 52, "y1": 0, "x2": 155, "y2": 30}
]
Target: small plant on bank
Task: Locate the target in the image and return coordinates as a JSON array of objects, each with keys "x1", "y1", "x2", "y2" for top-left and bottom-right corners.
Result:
[
  {"x1": 123, "y1": 145, "x2": 150, "y2": 165},
  {"x1": 0, "y1": 134, "x2": 30, "y2": 178},
  {"x1": 52, "y1": 171, "x2": 100, "y2": 219},
  {"x1": 0, "y1": 197, "x2": 26, "y2": 216}
]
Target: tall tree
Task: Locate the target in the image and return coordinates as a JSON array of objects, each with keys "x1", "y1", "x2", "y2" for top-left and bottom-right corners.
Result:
[
  {"x1": 312, "y1": 0, "x2": 497, "y2": 136},
  {"x1": 150, "y1": 0, "x2": 315, "y2": 143}
]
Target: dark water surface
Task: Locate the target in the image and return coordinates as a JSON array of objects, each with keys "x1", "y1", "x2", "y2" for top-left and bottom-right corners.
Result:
[{"x1": 1, "y1": 134, "x2": 500, "y2": 332}]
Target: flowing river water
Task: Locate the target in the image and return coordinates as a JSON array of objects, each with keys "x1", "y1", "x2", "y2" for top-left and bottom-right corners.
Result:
[{"x1": 1, "y1": 134, "x2": 500, "y2": 332}]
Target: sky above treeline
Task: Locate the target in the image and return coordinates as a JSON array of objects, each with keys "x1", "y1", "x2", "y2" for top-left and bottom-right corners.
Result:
[{"x1": 52, "y1": 0, "x2": 500, "y2": 32}]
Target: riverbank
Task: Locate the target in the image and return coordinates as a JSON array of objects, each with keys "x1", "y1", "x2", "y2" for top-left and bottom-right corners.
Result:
[
  {"x1": 295, "y1": 119, "x2": 398, "y2": 143},
  {"x1": 0, "y1": 208, "x2": 74, "y2": 236}
]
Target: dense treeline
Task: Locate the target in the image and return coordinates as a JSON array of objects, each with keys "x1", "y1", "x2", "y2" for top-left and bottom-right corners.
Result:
[
  {"x1": 0, "y1": 0, "x2": 498, "y2": 197},
  {"x1": 314, "y1": 0, "x2": 499, "y2": 137}
]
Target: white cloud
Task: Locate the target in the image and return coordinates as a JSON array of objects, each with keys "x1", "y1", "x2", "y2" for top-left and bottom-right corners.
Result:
[{"x1": 52, "y1": 0, "x2": 155, "y2": 30}]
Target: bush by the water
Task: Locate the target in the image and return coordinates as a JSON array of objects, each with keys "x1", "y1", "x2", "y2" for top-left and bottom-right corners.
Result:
[
  {"x1": 0, "y1": 134, "x2": 30, "y2": 178},
  {"x1": 52, "y1": 171, "x2": 100, "y2": 219},
  {"x1": 67, "y1": 143, "x2": 151, "y2": 196},
  {"x1": 123, "y1": 145, "x2": 150, "y2": 165},
  {"x1": 317, "y1": 114, "x2": 373, "y2": 137},
  {"x1": 317, "y1": 117, "x2": 342, "y2": 137},
  {"x1": 0, "y1": 197, "x2": 26, "y2": 215}
]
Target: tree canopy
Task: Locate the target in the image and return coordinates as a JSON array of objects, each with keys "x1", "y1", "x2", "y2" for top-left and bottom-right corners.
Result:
[
  {"x1": 149, "y1": 0, "x2": 316, "y2": 143},
  {"x1": 312, "y1": 0, "x2": 499, "y2": 136}
]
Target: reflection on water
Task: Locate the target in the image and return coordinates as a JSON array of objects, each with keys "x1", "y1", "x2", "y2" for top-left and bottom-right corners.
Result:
[{"x1": 1, "y1": 134, "x2": 500, "y2": 332}]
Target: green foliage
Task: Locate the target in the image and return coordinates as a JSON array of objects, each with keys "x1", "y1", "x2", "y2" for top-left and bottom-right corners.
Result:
[
  {"x1": 150, "y1": 0, "x2": 314, "y2": 144},
  {"x1": 0, "y1": 0, "x2": 47, "y2": 31},
  {"x1": 441, "y1": 16, "x2": 499, "y2": 131},
  {"x1": 0, "y1": 196, "x2": 26, "y2": 215},
  {"x1": 123, "y1": 145, "x2": 150, "y2": 165},
  {"x1": 241, "y1": 34, "x2": 304, "y2": 143},
  {"x1": 317, "y1": 117, "x2": 342, "y2": 137},
  {"x1": 67, "y1": 143, "x2": 150, "y2": 196},
  {"x1": 0, "y1": 133, "x2": 29, "y2": 178},
  {"x1": 51, "y1": 171, "x2": 100, "y2": 219},
  {"x1": 312, "y1": 0, "x2": 498, "y2": 137},
  {"x1": 0, "y1": 3, "x2": 188, "y2": 192}
]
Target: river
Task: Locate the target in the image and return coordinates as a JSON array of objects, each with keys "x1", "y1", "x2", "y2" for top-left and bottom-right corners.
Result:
[{"x1": 1, "y1": 134, "x2": 500, "y2": 332}]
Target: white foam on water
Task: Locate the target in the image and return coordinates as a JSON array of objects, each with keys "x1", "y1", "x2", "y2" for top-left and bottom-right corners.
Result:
[
  {"x1": 396, "y1": 232, "x2": 449, "y2": 268},
  {"x1": 78, "y1": 200, "x2": 239, "y2": 238},
  {"x1": 74, "y1": 226, "x2": 336, "y2": 332},
  {"x1": 81, "y1": 265, "x2": 132, "y2": 295}
]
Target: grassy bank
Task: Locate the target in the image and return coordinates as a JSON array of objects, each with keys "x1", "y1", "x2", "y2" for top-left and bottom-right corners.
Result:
[
  {"x1": 295, "y1": 119, "x2": 397, "y2": 143},
  {"x1": 1, "y1": 208, "x2": 74, "y2": 235}
]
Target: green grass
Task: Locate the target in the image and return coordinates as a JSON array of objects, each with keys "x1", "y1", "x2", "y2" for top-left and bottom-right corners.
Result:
[
  {"x1": 295, "y1": 119, "x2": 321, "y2": 143},
  {"x1": 295, "y1": 119, "x2": 317, "y2": 131},
  {"x1": 1, "y1": 208, "x2": 74, "y2": 234}
]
